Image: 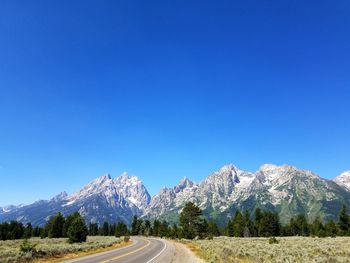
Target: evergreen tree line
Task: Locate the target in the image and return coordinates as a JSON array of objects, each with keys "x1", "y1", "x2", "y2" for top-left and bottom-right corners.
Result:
[
  {"x1": 1, "y1": 203, "x2": 350, "y2": 241},
  {"x1": 88, "y1": 221, "x2": 129, "y2": 237},
  {"x1": 0, "y1": 212, "x2": 88, "y2": 243},
  {"x1": 225, "y1": 205, "x2": 350, "y2": 238},
  {"x1": 0, "y1": 221, "x2": 39, "y2": 240},
  {"x1": 130, "y1": 202, "x2": 220, "y2": 239},
  {"x1": 131, "y1": 203, "x2": 350, "y2": 239}
]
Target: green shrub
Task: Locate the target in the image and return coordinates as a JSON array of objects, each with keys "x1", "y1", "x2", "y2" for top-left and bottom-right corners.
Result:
[
  {"x1": 268, "y1": 237, "x2": 279, "y2": 244},
  {"x1": 20, "y1": 239, "x2": 37, "y2": 253},
  {"x1": 124, "y1": 236, "x2": 130, "y2": 243}
]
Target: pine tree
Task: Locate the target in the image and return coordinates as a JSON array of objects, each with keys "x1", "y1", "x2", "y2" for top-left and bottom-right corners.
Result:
[
  {"x1": 159, "y1": 220, "x2": 170, "y2": 238},
  {"x1": 208, "y1": 221, "x2": 220, "y2": 237},
  {"x1": 67, "y1": 215, "x2": 88, "y2": 243},
  {"x1": 243, "y1": 210, "x2": 253, "y2": 237},
  {"x1": 0, "y1": 222, "x2": 9, "y2": 240},
  {"x1": 32, "y1": 226, "x2": 42, "y2": 237},
  {"x1": 131, "y1": 216, "x2": 137, "y2": 235},
  {"x1": 170, "y1": 224, "x2": 179, "y2": 239},
  {"x1": 254, "y1": 208, "x2": 263, "y2": 236},
  {"x1": 338, "y1": 205, "x2": 350, "y2": 235},
  {"x1": 226, "y1": 219, "x2": 234, "y2": 237},
  {"x1": 296, "y1": 214, "x2": 309, "y2": 236},
  {"x1": 233, "y1": 210, "x2": 244, "y2": 237},
  {"x1": 23, "y1": 223, "x2": 33, "y2": 239},
  {"x1": 143, "y1": 220, "x2": 152, "y2": 236},
  {"x1": 288, "y1": 217, "x2": 299, "y2": 236},
  {"x1": 199, "y1": 219, "x2": 209, "y2": 238},
  {"x1": 63, "y1": 212, "x2": 81, "y2": 237},
  {"x1": 115, "y1": 222, "x2": 128, "y2": 237},
  {"x1": 179, "y1": 202, "x2": 203, "y2": 239},
  {"x1": 40, "y1": 226, "x2": 48, "y2": 239},
  {"x1": 131, "y1": 216, "x2": 142, "y2": 235},
  {"x1": 109, "y1": 223, "x2": 116, "y2": 236},
  {"x1": 9, "y1": 221, "x2": 24, "y2": 240},
  {"x1": 311, "y1": 216, "x2": 324, "y2": 237},
  {"x1": 49, "y1": 212, "x2": 65, "y2": 238},
  {"x1": 102, "y1": 222, "x2": 109, "y2": 236},
  {"x1": 88, "y1": 223, "x2": 99, "y2": 236},
  {"x1": 325, "y1": 220, "x2": 338, "y2": 237},
  {"x1": 258, "y1": 211, "x2": 280, "y2": 237},
  {"x1": 153, "y1": 220, "x2": 161, "y2": 237}
]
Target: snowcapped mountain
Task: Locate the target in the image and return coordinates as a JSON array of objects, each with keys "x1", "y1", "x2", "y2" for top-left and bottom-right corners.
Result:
[
  {"x1": 50, "y1": 192, "x2": 68, "y2": 203},
  {"x1": 0, "y1": 172, "x2": 150, "y2": 226},
  {"x1": 0, "y1": 205, "x2": 22, "y2": 214},
  {"x1": 146, "y1": 177, "x2": 199, "y2": 219},
  {"x1": 1, "y1": 164, "x2": 350, "y2": 226},
  {"x1": 333, "y1": 171, "x2": 350, "y2": 191},
  {"x1": 145, "y1": 164, "x2": 350, "y2": 225},
  {"x1": 113, "y1": 172, "x2": 151, "y2": 210}
]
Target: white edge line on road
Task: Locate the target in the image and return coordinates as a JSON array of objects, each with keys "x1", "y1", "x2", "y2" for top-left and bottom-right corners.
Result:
[{"x1": 145, "y1": 239, "x2": 167, "y2": 263}]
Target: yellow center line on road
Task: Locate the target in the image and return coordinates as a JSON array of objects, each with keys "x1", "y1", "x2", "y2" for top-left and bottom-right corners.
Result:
[{"x1": 100, "y1": 238, "x2": 151, "y2": 263}]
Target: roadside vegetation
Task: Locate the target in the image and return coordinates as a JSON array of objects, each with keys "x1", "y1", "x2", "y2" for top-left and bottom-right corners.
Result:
[
  {"x1": 129, "y1": 203, "x2": 350, "y2": 239},
  {"x1": 0, "y1": 212, "x2": 129, "y2": 242},
  {"x1": 0, "y1": 236, "x2": 122, "y2": 263},
  {"x1": 185, "y1": 236, "x2": 350, "y2": 263},
  {"x1": 0, "y1": 212, "x2": 128, "y2": 262}
]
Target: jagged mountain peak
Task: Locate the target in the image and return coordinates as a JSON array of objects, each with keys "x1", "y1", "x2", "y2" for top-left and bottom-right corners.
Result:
[
  {"x1": 258, "y1": 163, "x2": 318, "y2": 180},
  {"x1": 259, "y1": 163, "x2": 279, "y2": 172},
  {"x1": 177, "y1": 177, "x2": 194, "y2": 188},
  {"x1": 117, "y1": 171, "x2": 130, "y2": 180},
  {"x1": 339, "y1": 171, "x2": 350, "y2": 178},
  {"x1": 205, "y1": 163, "x2": 242, "y2": 183},
  {"x1": 3, "y1": 163, "x2": 350, "y2": 227},
  {"x1": 113, "y1": 172, "x2": 151, "y2": 210},
  {"x1": 114, "y1": 172, "x2": 142, "y2": 186},
  {"x1": 258, "y1": 163, "x2": 301, "y2": 173},
  {"x1": 64, "y1": 171, "x2": 150, "y2": 211},
  {"x1": 66, "y1": 174, "x2": 115, "y2": 203},
  {"x1": 218, "y1": 163, "x2": 240, "y2": 173},
  {"x1": 334, "y1": 171, "x2": 350, "y2": 191},
  {"x1": 85, "y1": 173, "x2": 113, "y2": 188},
  {"x1": 146, "y1": 162, "x2": 350, "y2": 224},
  {"x1": 50, "y1": 191, "x2": 68, "y2": 202},
  {"x1": 91, "y1": 173, "x2": 112, "y2": 184},
  {"x1": 0, "y1": 170, "x2": 152, "y2": 225}
]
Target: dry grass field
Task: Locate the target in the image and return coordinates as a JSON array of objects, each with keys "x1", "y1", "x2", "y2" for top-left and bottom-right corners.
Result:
[
  {"x1": 0, "y1": 236, "x2": 122, "y2": 263},
  {"x1": 184, "y1": 236, "x2": 350, "y2": 263}
]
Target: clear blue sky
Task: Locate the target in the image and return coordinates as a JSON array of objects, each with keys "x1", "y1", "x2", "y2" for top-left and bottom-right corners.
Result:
[{"x1": 0, "y1": 1, "x2": 349, "y2": 206}]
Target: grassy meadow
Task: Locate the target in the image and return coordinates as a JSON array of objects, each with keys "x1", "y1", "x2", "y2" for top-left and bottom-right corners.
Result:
[
  {"x1": 0, "y1": 236, "x2": 122, "y2": 263},
  {"x1": 184, "y1": 236, "x2": 350, "y2": 263}
]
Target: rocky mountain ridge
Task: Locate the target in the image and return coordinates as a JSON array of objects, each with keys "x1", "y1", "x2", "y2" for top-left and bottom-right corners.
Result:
[
  {"x1": 1, "y1": 164, "x2": 349, "y2": 226},
  {"x1": 146, "y1": 164, "x2": 350, "y2": 225},
  {"x1": 0, "y1": 172, "x2": 151, "y2": 226}
]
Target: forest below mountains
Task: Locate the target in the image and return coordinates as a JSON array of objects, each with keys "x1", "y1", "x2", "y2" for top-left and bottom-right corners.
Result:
[{"x1": 1, "y1": 202, "x2": 350, "y2": 242}]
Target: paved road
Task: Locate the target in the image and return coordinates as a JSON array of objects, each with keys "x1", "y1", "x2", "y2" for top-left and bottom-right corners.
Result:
[{"x1": 64, "y1": 237, "x2": 175, "y2": 263}]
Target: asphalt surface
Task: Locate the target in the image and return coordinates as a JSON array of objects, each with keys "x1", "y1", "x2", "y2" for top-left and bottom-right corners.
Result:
[{"x1": 64, "y1": 237, "x2": 174, "y2": 263}]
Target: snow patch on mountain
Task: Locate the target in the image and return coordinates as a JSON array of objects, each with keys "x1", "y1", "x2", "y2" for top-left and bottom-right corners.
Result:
[
  {"x1": 334, "y1": 171, "x2": 350, "y2": 191},
  {"x1": 146, "y1": 163, "x2": 350, "y2": 224},
  {"x1": 2, "y1": 164, "x2": 350, "y2": 226}
]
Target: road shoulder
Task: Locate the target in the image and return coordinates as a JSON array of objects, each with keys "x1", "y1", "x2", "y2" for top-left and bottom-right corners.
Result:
[{"x1": 168, "y1": 240, "x2": 204, "y2": 263}]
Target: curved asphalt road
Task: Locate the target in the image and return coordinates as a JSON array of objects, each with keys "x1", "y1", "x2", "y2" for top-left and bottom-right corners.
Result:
[{"x1": 64, "y1": 237, "x2": 174, "y2": 263}]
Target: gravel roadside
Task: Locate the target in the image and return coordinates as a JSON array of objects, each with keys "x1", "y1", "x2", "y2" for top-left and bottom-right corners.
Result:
[{"x1": 170, "y1": 241, "x2": 204, "y2": 263}]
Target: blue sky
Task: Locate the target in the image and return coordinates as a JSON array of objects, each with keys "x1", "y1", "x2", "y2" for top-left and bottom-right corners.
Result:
[{"x1": 0, "y1": 0, "x2": 349, "y2": 206}]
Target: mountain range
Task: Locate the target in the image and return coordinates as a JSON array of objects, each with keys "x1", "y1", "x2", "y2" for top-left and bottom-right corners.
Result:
[{"x1": 1, "y1": 164, "x2": 350, "y2": 226}]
